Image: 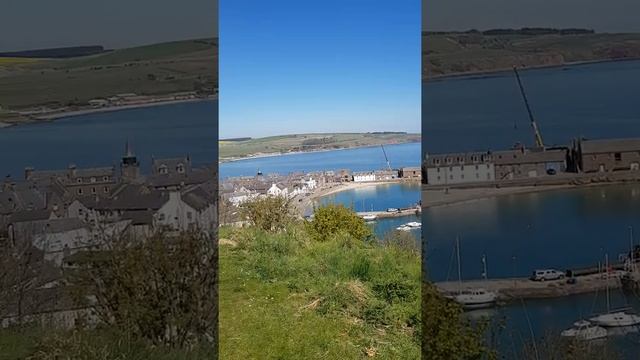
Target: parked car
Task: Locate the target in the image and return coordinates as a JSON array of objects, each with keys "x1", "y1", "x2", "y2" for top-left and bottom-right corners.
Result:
[
  {"x1": 530, "y1": 269, "x2": 565, "y2": 281},
  {"x1": 387, "y1": 208, "x2": 399, "y2": 212}
]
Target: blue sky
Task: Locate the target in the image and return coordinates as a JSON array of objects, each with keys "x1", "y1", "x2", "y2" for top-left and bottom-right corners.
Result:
[{"x1": 220, "y1": 0, "x2": 420, "y2": 138}]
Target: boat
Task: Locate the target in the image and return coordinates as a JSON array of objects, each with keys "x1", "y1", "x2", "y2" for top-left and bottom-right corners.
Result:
[
  {"x1": 361, "y1": 214, "x2": 377, "y2": 221},
  {"x1": 396, "y1": 225, "x2": 412, "y2": 231},
  {"x1": 453, "y1": 289, "x2": 497, "y2": 310},
  {"x1": 405, "y1": 221, "x2": 422, "y2": 228},
  {"x1": 560, "y1": 320, "x2": 607, "y2": 340},
  {"x1": 452, "y1": 236, "x2": 497, "y2": 310},
  {"x1": 589, "y1": 253, "x2": 640, "y2": 327},
  {"x1": 386, "y1": 207, "x2": 399, "y2": 213}
]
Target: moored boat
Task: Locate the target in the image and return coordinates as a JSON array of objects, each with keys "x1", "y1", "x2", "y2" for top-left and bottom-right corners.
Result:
[{"x1": 561, "y1": 320, "x2": 607, "y2": 340}]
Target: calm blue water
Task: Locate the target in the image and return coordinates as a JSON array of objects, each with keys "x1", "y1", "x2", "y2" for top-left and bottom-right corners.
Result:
[
  {"x1": 318, "y1": 183, "x2": 420, "y2": 212},
  {"x1": 0, "y1": 101, "x2": 218, "y2": 178},
  {"x1": 317, "y1": 182, "x2": 421, "y2": 239},
  {"x1": 423, "y1": 60, "x2": 640, "y2": 155},
  {"x1": 219, "y1": 142, "x2": 420, "y2": 179},
  {"x1": 423, "y1": 60, "x2": 640, "y2": 356}
]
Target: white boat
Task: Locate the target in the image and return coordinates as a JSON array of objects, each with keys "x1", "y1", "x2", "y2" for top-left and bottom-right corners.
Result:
[
  {"x1": 561, "y1": 320, "x2": 607, "y2": 340},
  {"x1": 454, "y1": 289, "x2": 497, "y2": 310},
  {"x1": 405, "y1": 221, "x2": 422, "y2": 228},
  {"x1": 362, "y1": 214, "x2": 377, "y2": 221},
  {"x1": 396, "y1": 225, "x2": 412, "y2": 231},
  {"x1": 589, "y1": 310, "x2": 640, "y2": 327},
  {"x1": 452, "y1": 236, "x2": 497, "y2": 310},
  {"x1": 589, "y1": 252, "x2": 640, "y2": 327}
]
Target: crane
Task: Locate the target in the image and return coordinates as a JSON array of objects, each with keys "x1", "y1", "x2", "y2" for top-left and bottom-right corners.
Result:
[
  {"x1": 381, "y1": 144, "x2": 392, "y2": 172},
  {"x1": 513, "y1": 66, "x2": 545, "y2": 149}
]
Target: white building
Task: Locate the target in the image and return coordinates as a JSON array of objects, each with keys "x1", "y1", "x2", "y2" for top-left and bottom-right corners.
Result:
[
  {"x1": 353, "y1": 172, "x2": 376, "y2": 182},
  {"x1": 425, "y1": 152, "x2": 496, "y2": 185}
]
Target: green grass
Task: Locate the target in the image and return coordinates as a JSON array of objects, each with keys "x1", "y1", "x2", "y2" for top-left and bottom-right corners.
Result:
[
  {"x1": 219, "y1": 132, "x2": 421, "y2": 159},
  {"x1": 424, "y1": 32, "x2": 640, "y2": 79},
  {"x1": 0, "y1": 38, "x2": 217, "y2": 110},
  {"x1": 218, "y1": 224, "x2": 421, "y2": 359},
  {"x1": 0, "y1": 326, "x2": 215, "y2": 360}
]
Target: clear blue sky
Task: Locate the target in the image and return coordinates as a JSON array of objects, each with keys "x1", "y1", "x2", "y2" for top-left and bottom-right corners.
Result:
[{"x1": 220, "y1": 0, "x2": 420, "y2": 138}]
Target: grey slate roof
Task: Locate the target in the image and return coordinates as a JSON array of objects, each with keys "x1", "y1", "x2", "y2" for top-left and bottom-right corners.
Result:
[
  {"x1": 580, "y1": 138, "x2": 640, "y2": 155},
  {"x1": 493, "y1": 149, "x2": 566, "y2": 165}
]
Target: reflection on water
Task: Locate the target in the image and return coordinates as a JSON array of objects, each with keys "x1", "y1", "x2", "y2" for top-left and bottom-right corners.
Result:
[
  {"x1": 317, "y1": 183, "x2": 420, "y2": 240},
  {"x1": 425, "y1": 184, "x2": 640, "y2": 282},
  {"x1": 220, "y1": 142, "x2": 420, "y2": 178},
  {"x1": 0, "y1": 101, "x2": 218, "y2": 177}
]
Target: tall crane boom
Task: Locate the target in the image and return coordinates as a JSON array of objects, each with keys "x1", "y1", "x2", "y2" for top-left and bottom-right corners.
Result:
[
  {"x1": 513, "y1": 66, "x2": 545, "y2": 149},
  {"x1": 381, "y1": 145, "x2": 392, "y2": 172}
]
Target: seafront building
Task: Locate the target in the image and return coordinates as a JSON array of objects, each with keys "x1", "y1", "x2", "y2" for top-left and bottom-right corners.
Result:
[
  {"x1": 423, "y1": 136, "x2": 640, "y2": 187},
  {"x1": 0, "y1": 144, "x2": 217, "y2": 328}
]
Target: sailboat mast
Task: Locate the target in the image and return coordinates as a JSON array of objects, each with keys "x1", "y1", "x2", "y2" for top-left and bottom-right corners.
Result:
[
  {"x1": 605, "y1": 253, "x2": 610, "y2": 313},
  {"x1": 630, "y1": 226, "x2": 635, "y2": 271},
  {"x1": 456, "y1": 236, "x2": 462, "y2": 295}
]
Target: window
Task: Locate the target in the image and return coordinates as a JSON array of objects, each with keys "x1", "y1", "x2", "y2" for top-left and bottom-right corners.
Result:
[
  {"x1": 486, "y1": 164, "x2": 490, "y2": 169},
  {"x1": 475, "y1": 165, "x2": 479, "y2": 170},
  {"x1": 77, "y1": 188, "x2": 83, "y2": 195},
  {"x1": 187, "y1": 212, "x2": 193, "y2": 220},
  {"x1": 103, "y1": 176, "x2": 109, "y2": 181},
  {"x1": 476, "y1": 173, "x2": 480, "y2": 179},
  {"x1": 90, "y1": 177, "x2": 96, "y2": 183},
  {"x1": 77, "y1": 178, "x2": 82, "y2": 184},
  {"x1": 461, "y1": 174, "x2": 464, "y2": 179},
  {"x1": 91, "y1": 187, "x2": 96, "y2": 194},
  {"x1": 437, "y1": 168, "x2": 440, "y2": 173},
  {"x1": 461, "y1": 165, "x2": 464, "y2": 171},
  {"x1": 104, "y1": 186, "x2": 109, "y2": 193},
  {"x1": 487, "y1": 173, "x2": 491, "y2": 178},
  {"x1": 615, "y1": 152, "x2": 622, "y2": 161},
  {"x1": 449, "y1": 166, "x2": 453, "y2": 171},
  {"x1": 437, "y1": 176, "x2": 441, "y2": 181},
  {"x1": 449, "y1": 175, "x2": 453, "y2": 180},
  {"x1": 159, "y1": 165, "x2": 168, "y2": 174},
  {"x1": 177, "y1": 164, "x2": 185, "y2": 173}
]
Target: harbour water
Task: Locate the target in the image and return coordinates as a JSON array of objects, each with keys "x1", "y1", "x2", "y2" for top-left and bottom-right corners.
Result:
[
  {"x1": 423, "y1": 59, "x2": 640, "y2": 356},
  {"x1": 0, "y1": 101, "x2": 218, "y2": 178},
  {"x1": 317, "y1": 182, "x2": 421, "y2": 239},
  {"x1": 220, "y1": 141, "x2": 420, "y2": 179}
]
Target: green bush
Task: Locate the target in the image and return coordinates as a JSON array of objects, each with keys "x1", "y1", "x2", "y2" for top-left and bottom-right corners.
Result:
[
  {"x1": 305, "y1": 204, "x2": 372, "y2": 243},
  {"x1": 240, "y1": 196, "x2": 295, "y2": 232}
]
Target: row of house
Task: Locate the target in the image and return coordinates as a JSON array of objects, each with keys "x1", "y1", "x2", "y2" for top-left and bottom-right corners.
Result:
[{"x1": 423, "y1": 137, "x2": 640, "y2": 186}]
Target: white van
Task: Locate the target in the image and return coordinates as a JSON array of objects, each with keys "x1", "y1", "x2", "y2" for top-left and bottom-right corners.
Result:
[{"x1": 530, "y1": 269, "x2": 565, "y2": 281}]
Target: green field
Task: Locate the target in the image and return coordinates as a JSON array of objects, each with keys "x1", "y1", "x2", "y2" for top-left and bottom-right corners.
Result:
[
  {"x1": 0, "y1": 38, "x2": 217, "y2": 114},
  {"x1": 423, "y1": 32, "x2": 640, "y2": 79},
  {"x1": 219, "y1": 132, "x2": 421, "y2": 160},
  {"x1": 218, "y1": 210, "x2": 421, "y2": 359}
]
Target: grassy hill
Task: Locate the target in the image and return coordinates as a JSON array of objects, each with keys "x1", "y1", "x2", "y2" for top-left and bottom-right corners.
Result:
[
  {"x1": 423, "y1": 30, "x2": 640, "y2": 79},
  {"x1": 219, "y1": 132, "x2": 421, "y2": 160},
  {"x1": 0, "y1": 38, "x2": 217, "y2": 112}
]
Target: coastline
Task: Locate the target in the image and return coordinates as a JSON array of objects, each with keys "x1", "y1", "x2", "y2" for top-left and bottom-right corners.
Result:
[
  {"x1": 423, "y1": 180, "x2": 640, "y2": 209},
  {"x1": 423, "y1": 56, "x2": 640, "y2": 82},
  {"x1": 220, "y1": 140, "x2": 421, "y2": 164},
  {"x1": 0, "y1": 96, "x2": 217, "y2": 128},
  {"x1": 297, "y1": 180, "x2": 420, "y2": 216}
]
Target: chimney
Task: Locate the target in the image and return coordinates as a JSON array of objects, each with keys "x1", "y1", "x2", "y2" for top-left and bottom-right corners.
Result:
[{"x1": 68, "y1": 164, "x2": 77, "y2": 177}]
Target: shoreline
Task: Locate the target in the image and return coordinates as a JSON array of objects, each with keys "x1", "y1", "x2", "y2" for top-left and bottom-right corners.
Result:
[
  {"x1": 423, "y1": 180, "x2": 640, "y2": 209},
  {"x1": 220, "y1": 140, "x2": 421, "y2": 164},
  {"x1": 423, "y1": 57, "x2": 640, "y2": 82},
  {"x1": 297, "y1": 180, "x2": 420, "y2": 216},
  {"x1": 0, "y1": 96, "x2": 217, "y2": 128}
]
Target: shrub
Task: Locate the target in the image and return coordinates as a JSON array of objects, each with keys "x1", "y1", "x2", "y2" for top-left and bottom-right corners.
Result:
[
  {"x1": 240, "y1": 196, "x2": 294, "y2": 232},
  {"x1": 305, "y1": 204, "x2": 372, "y2": 243}
]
